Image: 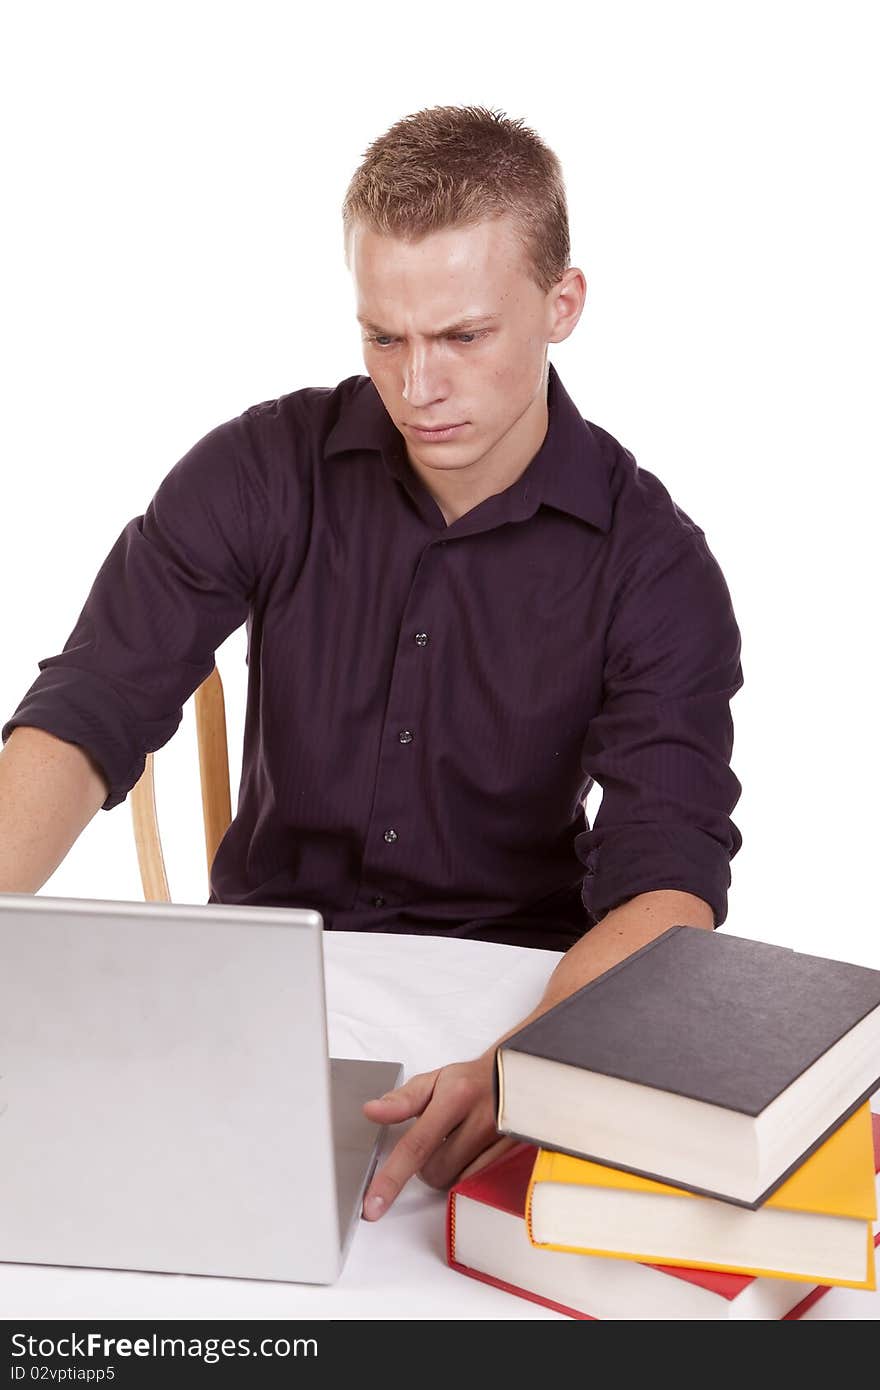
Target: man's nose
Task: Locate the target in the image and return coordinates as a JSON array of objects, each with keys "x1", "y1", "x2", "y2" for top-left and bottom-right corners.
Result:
[{"x1": 401, "y1": 347, "x2": 446, "y2": 407}]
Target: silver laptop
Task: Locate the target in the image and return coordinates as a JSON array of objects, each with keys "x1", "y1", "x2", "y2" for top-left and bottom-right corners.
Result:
[{"x1": 0, "y1": 893, "x2": 402, "y2": 1284}]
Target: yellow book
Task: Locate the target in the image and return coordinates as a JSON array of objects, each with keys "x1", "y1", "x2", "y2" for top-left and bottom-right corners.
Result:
[{"x1": 525, "y1": 1103, "x2": 878, "y2": 1289}]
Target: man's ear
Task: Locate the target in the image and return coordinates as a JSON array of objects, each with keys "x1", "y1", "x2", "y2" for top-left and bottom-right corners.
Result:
[{"x1": 548, "y1": 266, "x2": 587, "y2": 345}]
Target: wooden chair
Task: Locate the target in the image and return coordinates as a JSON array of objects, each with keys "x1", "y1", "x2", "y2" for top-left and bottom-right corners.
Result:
[{"x1": 130, "y1": 666, "x2": 232, "y2": 902}]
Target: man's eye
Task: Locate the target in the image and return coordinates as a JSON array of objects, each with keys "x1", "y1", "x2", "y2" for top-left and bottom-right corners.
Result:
[{"x1": 366, "y1": 330, "x2": 484, "y2": 347}]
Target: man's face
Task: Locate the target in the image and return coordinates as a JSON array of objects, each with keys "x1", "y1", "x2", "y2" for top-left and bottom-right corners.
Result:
[{"x1": 348, "y1": 215, "x2": 563, "y2": 481}]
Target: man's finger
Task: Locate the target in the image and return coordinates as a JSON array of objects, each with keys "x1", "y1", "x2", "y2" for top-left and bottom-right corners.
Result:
[
  {"x1": 415, "y1": 1110, "x2": 501, "y2": 1189},
  {"x1": 361, "y1": 1077, "x2": 473, "y2": 1220},
  {"x1": 361, "y1": 1068, "x2": 439, "y2": 1123},
  {"x1": 455, "y1": 1134, "x2": 519, "y2": 1182}
]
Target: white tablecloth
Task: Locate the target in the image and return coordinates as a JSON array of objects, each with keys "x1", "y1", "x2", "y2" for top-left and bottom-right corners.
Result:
[{"x1": 0, "y1": 931, "x2": 876, "y2": 1320}]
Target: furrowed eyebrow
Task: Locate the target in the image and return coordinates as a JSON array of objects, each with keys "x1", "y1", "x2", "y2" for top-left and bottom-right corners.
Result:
[{"x1": 357, "y1": 314, "x2": 500, "y2": 337}]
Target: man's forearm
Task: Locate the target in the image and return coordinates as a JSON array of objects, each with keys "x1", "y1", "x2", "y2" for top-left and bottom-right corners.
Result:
[
  {"x1": 493, "y1": 889, "x2": 714, "y2": 1048},
  {"x1": 0, "y1": 726, "x2": 110, "y2": 893}
]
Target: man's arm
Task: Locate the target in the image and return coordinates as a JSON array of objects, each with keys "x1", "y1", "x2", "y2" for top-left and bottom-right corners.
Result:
[
  {"x1": 2, "y1": 413, "x2": 280, "y2": 823},
  {"x1": 0, "y1": 727, "x2": 109, "y2": 893},
  {"x1": 361, "y1": 887, "x2": 713, "y2": 1220}
]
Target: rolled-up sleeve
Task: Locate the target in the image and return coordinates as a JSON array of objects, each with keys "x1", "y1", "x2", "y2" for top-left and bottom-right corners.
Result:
[
  {"x1": 575, "y1": 528, "x2": 743, "y2": 928},
  {"x1": 1, "y1": 414, "x2": 275, "y2": 810}
]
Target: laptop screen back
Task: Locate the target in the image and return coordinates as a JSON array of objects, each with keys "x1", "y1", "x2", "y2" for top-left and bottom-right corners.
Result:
[{"x1": 0, "y1": 894, "x2": 348, "y2": 1283}]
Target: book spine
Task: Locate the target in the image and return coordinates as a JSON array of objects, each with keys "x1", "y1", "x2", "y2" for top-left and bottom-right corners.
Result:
[{"x1": 446, "y1": 1193, "x2": 457, "y2": 1266}]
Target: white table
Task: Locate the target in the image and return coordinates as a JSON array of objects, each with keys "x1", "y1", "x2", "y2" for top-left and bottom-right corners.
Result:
[{"x1": 1, "y1": 931, "x2": 876, "y2": 1320}]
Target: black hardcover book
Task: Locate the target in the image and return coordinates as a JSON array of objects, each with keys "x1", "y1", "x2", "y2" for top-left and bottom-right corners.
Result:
[{"x1": 495, "y1": 927, "x2": 880, "y2": 1207}]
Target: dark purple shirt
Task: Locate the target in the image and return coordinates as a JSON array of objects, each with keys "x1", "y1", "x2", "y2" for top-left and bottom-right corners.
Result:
[{"x1": 2, "y1": 365, "x2": 743, "y2": 950}]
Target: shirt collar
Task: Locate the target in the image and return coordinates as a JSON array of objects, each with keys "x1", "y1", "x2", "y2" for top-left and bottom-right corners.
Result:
[{"x1": 324, "y1": 362, "x2": 612, "y2": 533}]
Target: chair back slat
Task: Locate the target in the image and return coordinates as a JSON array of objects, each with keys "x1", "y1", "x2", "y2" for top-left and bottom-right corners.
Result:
[
  {"x1": 194, "y1": 665, "x2": 232, "y2": 877},
  {"x1": 130, "y1": 666, "x2": 232, "y2": 902},
  {"x1": 130, "y1": 752, "x2": 171, "y2": 902}
]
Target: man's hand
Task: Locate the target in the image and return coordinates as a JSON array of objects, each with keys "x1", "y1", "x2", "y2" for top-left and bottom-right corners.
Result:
[
  {"x1": 360, "y1": 1051, "x2": 517, "y2": 1220},
  {"x1": 359, "y1": 891, "x2": 714, "y2": 1220}
]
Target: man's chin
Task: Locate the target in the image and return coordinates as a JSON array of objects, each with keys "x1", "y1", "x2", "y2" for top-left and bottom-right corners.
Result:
[{"x1": 410, "y1": 447, "x2": 484, "y2": 473}]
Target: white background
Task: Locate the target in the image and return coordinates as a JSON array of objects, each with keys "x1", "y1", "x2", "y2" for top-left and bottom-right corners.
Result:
[{"x1": 1, "y1": 1, "x2": 877, "y2": 965}]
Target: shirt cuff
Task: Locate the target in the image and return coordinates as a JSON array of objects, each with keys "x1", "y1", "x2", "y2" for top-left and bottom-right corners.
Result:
[
  {"x1": 575, "y1": 820, "x2": 742, "y2": 929},
  {"x1": 1, "y1": 666, "x2": 175, "y2": 811}
]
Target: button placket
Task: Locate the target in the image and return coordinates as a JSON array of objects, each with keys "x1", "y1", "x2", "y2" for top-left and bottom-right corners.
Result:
[{"x1": 354, "y1": 547, "x2": 439, "y2": 911}]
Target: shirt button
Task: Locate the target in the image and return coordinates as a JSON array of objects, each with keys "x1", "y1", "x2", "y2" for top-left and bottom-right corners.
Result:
[
  {"x1": 372, "y1": 895, "x2": 386, "y2": 908},
  {"x1": 398, "y1": 729, "x2": 414, "y2": 744},
  {"x1": 414, "y1": 632, "x2": 429, "y2": 647},
  {"x1": 384, "y1": 828, "x2": 398, "y2": 843}
]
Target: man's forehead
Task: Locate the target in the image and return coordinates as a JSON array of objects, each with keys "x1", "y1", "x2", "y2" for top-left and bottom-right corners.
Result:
[
  {"x1": 350, "y1": 218, "x2": 536, "y2": 333},
  {"x1": 349, "y1": 215, "x2": 530, "y2": 288}
]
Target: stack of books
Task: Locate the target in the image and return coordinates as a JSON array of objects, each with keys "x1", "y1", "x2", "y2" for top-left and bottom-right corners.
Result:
[{"x1": 447, "y1": 927, "x2": 880, "y2": 1319}]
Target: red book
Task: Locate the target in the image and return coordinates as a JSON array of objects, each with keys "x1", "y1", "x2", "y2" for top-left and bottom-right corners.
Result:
[{"x1": 447, "y1": 1114, "x2": 880, "y2": 1320}]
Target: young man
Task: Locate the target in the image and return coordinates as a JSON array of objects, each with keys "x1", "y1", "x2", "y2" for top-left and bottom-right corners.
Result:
[{"x1": 0, "y1": 106, "x2": 743, "y2": 1219}]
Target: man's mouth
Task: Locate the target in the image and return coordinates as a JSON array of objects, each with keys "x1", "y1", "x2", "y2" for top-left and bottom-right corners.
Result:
[{"x1": 406, "y1": 422, "x2": 468, "y2": 442}]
